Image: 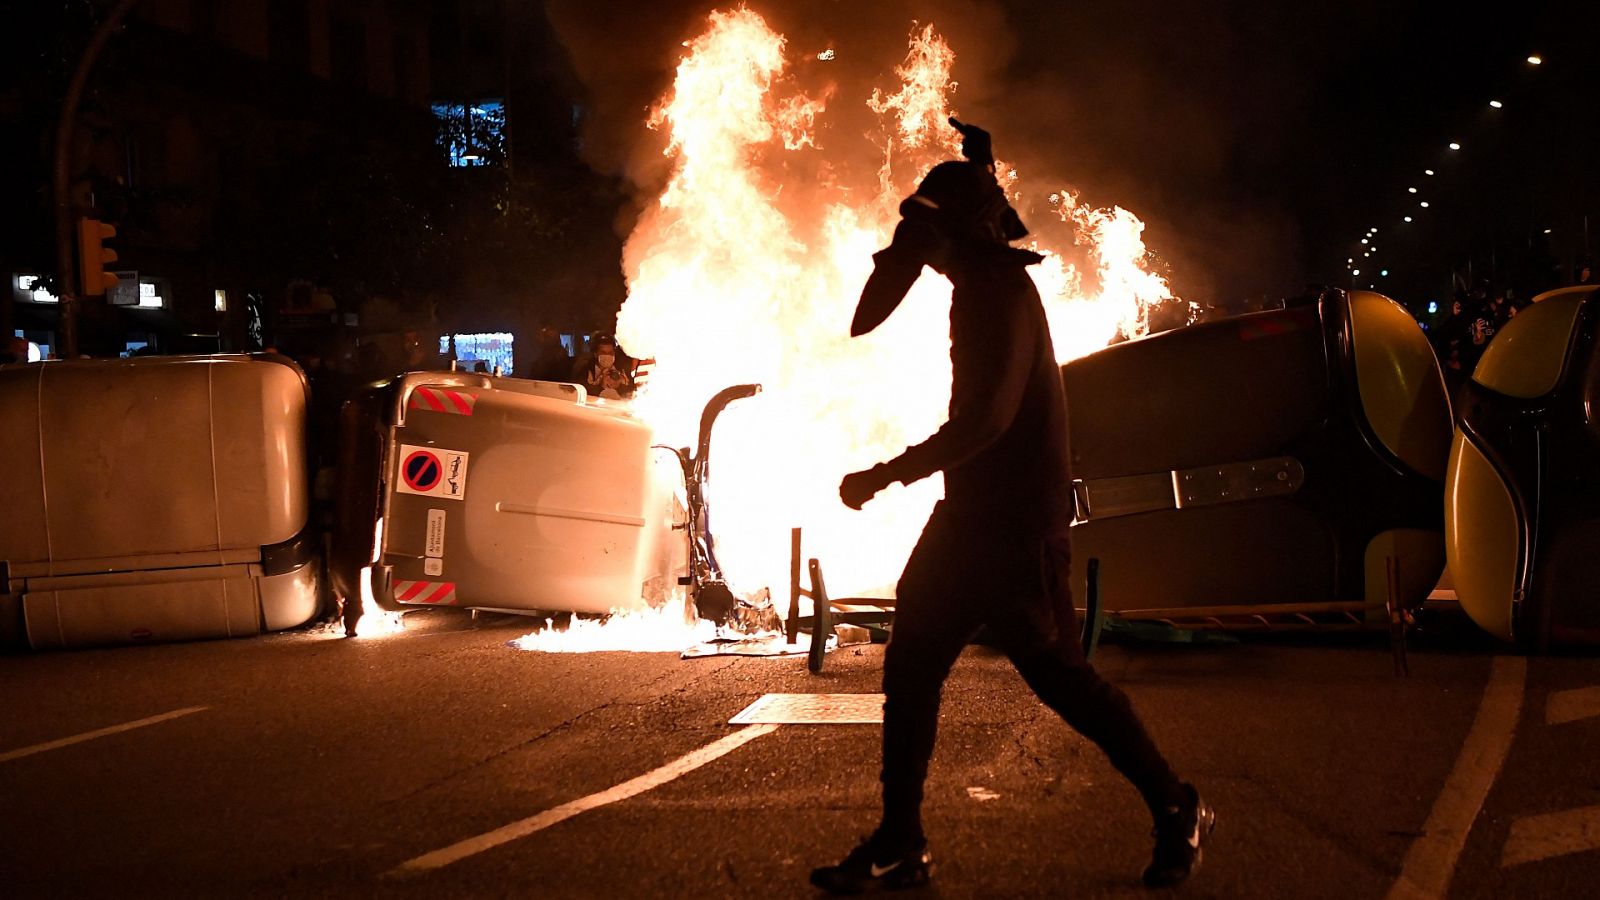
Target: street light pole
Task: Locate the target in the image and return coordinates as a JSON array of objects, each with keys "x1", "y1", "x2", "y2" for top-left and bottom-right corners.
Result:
[{"x1": 53, "y1": 0, "x2": 140, "y2": 359}]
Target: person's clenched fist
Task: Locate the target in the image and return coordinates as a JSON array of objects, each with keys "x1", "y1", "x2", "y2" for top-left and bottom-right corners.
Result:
[{"x1": 840, "y1": 465, "x2": 892, "y2": 510}]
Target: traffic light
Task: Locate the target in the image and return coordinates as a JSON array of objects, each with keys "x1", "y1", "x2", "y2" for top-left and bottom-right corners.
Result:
[{"x1": 77, "y1": 216, "x2": 119, "y2": 296}]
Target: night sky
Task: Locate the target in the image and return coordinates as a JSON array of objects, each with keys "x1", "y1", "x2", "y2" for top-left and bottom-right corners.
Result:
[{"x1": 546, "y1": 0, "x2": 1600, "y2": 308}]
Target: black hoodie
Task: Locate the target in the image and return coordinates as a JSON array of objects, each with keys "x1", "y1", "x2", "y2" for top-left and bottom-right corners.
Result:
[{"x1": 878, "y1": 244, "x2": 1076, "y2": 537}]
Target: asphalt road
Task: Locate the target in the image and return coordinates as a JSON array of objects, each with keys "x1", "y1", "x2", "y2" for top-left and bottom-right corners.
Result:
[{"x1": 3, "y1": 608, "x2": 1598, "y2": 898}]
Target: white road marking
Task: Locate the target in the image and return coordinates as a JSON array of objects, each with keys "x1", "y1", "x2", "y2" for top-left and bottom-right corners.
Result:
[
  {"x1": 1545, "y1": 686, "x2": 1600, "y2": 726},
  {"x1": 730, "y1": 693, "x2": 884, "y2": 724},
  {"x1": 1501, "y1": 804, "x2": 1600, "y2": 868},
  {"x1": 390, "y1": 723, "x2": 781, "y2": 875},
  {"x1": 1386, "y1": 656, "x2": 1527, "y2": 900},
  {"x1": 0, "y1": 706, "x2": 209, "y2": 764}
]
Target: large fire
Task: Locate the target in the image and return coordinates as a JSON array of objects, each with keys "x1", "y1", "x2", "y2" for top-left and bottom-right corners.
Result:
[
  {"x1": 518, "y1": 8, "x2": 1180, "y2": 648},
  {"x1": 620, "y1": 10, "x2": 1177, "y2": 595}
]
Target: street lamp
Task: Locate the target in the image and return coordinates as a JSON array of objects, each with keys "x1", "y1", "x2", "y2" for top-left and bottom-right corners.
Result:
[
  {"x1": 1425, "y1": 169, "x2": 1435, "y2": 176},
  {"x1": 1420, "y1": 201, "x2": 1430, "y2": 208},
  {"x1": 1527, "y1": 55, "x2": 1542, "y2": 65},
  {"x1": 1409, "y1": 187, "x2": 1418, "y2": 193},
  {"x1": 1449, "y1": 142, "x2": 1461, "y2": 150},
  {"x1": 1404, "y1": 216, "x2": 1413, "y2": 222},
  {"x1": 1489, "y1": 100, "x2": 1503, "y2": 109}
]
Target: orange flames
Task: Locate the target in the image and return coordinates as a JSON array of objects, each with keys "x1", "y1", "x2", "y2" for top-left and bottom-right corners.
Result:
[
  {"x1": 527, "y1": 9, "x2": 1181, "y2": 648},
  {"x1": 619, "y1": 9, "x2": 1179, "y2": 599}
]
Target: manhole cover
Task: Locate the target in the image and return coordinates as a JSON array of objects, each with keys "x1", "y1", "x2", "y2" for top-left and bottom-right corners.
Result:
[{"x1": 729, "y1": 693, "x2": 884, "y2": 725}]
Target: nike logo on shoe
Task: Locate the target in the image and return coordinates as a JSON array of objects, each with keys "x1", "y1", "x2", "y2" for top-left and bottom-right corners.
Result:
[{"x1": 870, "y1": 860, "x2": 903, "y2": 878}]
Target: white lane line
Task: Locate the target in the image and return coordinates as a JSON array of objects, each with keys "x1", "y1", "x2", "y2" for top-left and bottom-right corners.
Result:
[
  {"x1": 0, "y1": 706, "x2": 210, "y2": 764},
  {"x1": 390, "y1": 723, "x2": 781, "y2": 875},
  {"x1": 1501, "y1": 804, "x2": 1600, "y2": 868},
  {"x1": 1386, "y1": 656, "x2": 1527, "y2": 900},
  {"x1": 1545, "y1": 686, "x2": 1600, "y2": 726}
]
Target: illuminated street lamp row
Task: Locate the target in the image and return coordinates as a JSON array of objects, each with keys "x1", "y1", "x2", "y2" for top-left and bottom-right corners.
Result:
[{"x1": 1346, "y1": 51, "x2": 1543, "y2": 271}]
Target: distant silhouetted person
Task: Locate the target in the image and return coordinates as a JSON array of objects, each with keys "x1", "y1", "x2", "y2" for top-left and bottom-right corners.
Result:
[
  {"x1": 1463, "y1": 300, "x2": 1498, "y2": 374},
  {"x1": 528, "y1": 326, "x2": 573, "y2": 381},
  {"x1": 811, "y1": 118, "x2": 1212, "y2": 895},
  {"x1": 402, "y1": 329, "x2": 431, "y2": 371}
]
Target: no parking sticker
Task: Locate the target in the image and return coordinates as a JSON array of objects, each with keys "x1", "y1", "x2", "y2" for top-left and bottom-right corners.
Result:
[{"x1": 397, "y1": 444, "x2": 469, "y2": 501}]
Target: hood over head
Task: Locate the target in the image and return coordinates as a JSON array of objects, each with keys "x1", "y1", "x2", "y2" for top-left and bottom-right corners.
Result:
[{"x1": 851, "y1": 155, "x2": 1033, "y2": 337}]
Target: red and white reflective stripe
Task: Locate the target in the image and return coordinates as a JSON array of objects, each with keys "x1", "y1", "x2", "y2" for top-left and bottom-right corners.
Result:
[
  {"x1": 409, "y1": 387, "x2": 477, "y2": 416},
  {"x1": 393, "y1": 580, "x2": 459, "y2": 605}
]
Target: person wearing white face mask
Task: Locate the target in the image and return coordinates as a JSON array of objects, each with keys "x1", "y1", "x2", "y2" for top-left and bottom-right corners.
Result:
[{"x1": 573, "y1": 335, "x2": 636, "y2": 400}]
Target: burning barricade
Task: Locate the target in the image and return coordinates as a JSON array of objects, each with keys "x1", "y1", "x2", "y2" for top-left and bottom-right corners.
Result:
[
  {"x1": 330, "y1": 8, "x2": 1191, "y2": 650},
  {"x1": 597, "y1": 10, "x2": 1185, "y2": 626},
  {"x1": 334, "y1": 10, "x2": 1203, "y2": 646}
]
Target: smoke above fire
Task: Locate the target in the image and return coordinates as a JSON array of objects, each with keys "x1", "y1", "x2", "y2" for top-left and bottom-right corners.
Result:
[{"x1": 584, "y1": 7, "x2": 1185, "y2": 604}]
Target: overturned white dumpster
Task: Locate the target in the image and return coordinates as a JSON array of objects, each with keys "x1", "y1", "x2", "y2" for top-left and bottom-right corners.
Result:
[
  {"x1": 0, "y1": 355, "x2": 323, "y2": 650},
  {"x1": 331, "y1": 372, "x2": 686, "y2": 627}
]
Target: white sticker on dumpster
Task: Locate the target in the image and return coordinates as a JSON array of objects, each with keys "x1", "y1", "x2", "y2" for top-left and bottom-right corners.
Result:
[
  {"x1": 425, "y1": 509, "x2": 447, "y2": 558},
  {"x1": 397, "y1": 444, "x2": 469, "y2": 501}
]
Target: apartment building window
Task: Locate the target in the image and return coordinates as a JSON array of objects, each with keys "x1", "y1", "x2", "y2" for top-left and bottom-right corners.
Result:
[{"x1": 432, "y1": 99, "x2": 505, "y2": 167}]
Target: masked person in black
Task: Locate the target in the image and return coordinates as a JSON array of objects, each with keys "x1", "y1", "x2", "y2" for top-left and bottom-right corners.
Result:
[{"x1": 811, "y1": 119, "x2": 1213, "y2": 894}]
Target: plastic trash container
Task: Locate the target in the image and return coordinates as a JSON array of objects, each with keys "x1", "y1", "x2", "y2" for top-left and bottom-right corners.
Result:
[
  {"x1": 1446, "y1": 285, "x2": 1600, "y2": 648},
  {"x1": 332, "y1": 372, "x2": 682, "y2": 620},
  {"x1": 1061, "y1": 288, "x2": 1452, "y2": 627},
  {"x1": 0, "y1": 354, "x2": 321, "y2": 649}
]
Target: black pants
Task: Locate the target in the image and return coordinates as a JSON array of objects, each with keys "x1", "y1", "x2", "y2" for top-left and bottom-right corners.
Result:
[{"x1": 880, "y1": 504, "x2": 1181, "y2": 838}]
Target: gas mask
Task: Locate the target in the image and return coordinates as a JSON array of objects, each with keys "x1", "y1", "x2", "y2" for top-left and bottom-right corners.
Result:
[{"x1": 850, "y1": 160, "x2": 1029, "y2": 337}]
